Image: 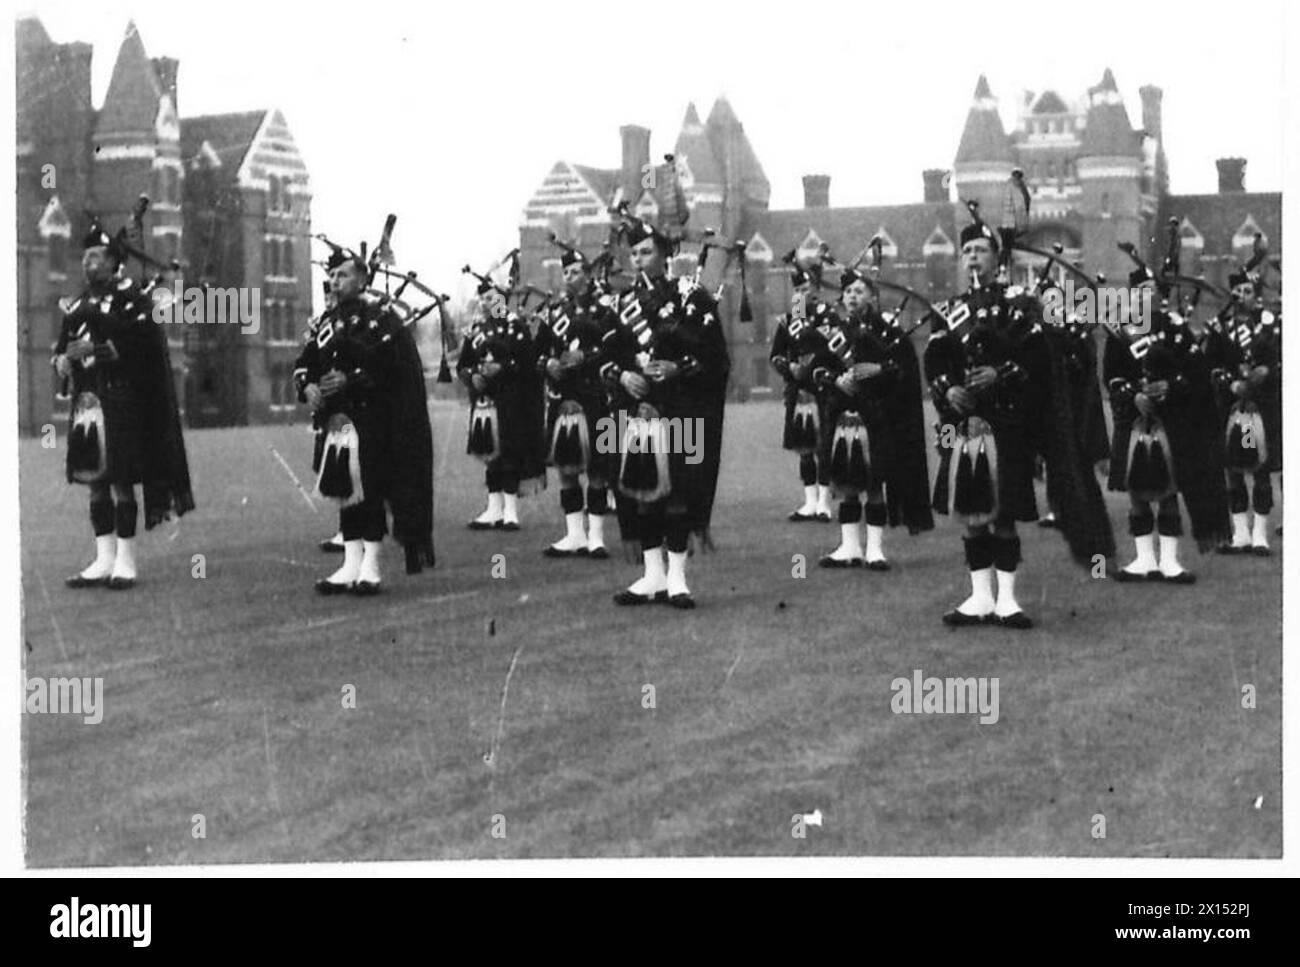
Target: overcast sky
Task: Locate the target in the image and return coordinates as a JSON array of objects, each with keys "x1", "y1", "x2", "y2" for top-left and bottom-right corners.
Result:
[{"x1": 22, "y1": 0, "x2": 1289, "y2": 305}]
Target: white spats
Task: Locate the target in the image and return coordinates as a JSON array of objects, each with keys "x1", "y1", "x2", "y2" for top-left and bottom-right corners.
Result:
[
  {"x1": 993, "y1": 569, "x2": 1021, "y2": 618},
  {"x1": 328, "y1": 540, "x2": 363, "y2": 585},
  {"x1": 1122, "y1": 534, "x2": 1159, "y2": 574},
  {"x1": 587, "y1": 513, "x2": 606, "y2": 552},
  {"x1": 958, "y1": 567, "x2": 996, "y2": 617},
  {"x1": 1251, "y1": 512, "x2": 1270, "y2": 550},
  {"x1": 666, "y1": 550, "x2": 690, "y2": 597},
  {"x1": 358, "y1": 541, "x2": 382, "y2": 585},
  {"x1": 110, "y1": 536, "x2": 137, "y2": 582},
  {"x1": 1230, "y1": 512, "x2": 1252, "y2": 549},
  {"x1": 473, "y1": 492, "x2": 504, "y2": 526},
  {"x1": 502, "y1": 493, "x2": 520, "y2": 527},
  {"x1": 826, "y1": 523, "x2": 864, "y2": 563},
  {"x1": 794, "y1": 485, "x2": 818, "y2": 516},
  {"x1": 815, "y1": 485, "x2": 834, "y2": 518},
  {"x1": 1157, "y1": 535, "x2": 1187, "y2": 578},
  {"x1": 864, "y1": 524, "x2": 886, "y2": 564},
  {"x1": 627, "y1": 547, "x2": 668, "y2": 596},
  {"x1": 80, "y1": 535, "x2": 117, "y2": 580},
  {"x1": 550, "y1": 512, "x2": 588, "y2": 552}
]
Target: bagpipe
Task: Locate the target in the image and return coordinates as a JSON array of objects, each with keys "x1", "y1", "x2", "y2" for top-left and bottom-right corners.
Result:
[{"x1": 315, "y1": 215, "x2": 456, "y2": 382}]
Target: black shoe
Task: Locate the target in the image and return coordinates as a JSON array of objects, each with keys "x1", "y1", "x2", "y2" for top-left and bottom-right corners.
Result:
[
  {"x1": 1160, "y1": 570, "x2": 1197, "y2": 584},
  {"x1": 613, "y1": 588, "x2": 667, "y2": 606},
  {"x1": 1037, "y1": 516, "x2": 1059, "y2": 529},
  {"x1": 942, "y1": 609, "x2": 993, "y2": 627},
  {"x1": 818, "y1": 555, "x2": 864, "y2": 569},
  {"x1": 788, "y1": 509, "x2": 817, "y2": 522},
  {"x1": 1251, "y1": 545, "x2": 1272, "y2": 557},
  {"x1": 865, "y1": 559, "x2": 891, "y2": 572},
  {"x1": 315, "y1": 578, "x2": 353, "y2": 595},
  {"x1": 319, "y1": 538, "x2": 344, "y2": 553},
  {"x1": 351, "y1": 580, "x2": 382, "y2": 596},
  {"x1": 588, "y1": 546, "x2": 610, "y2": 560},
  {"x1": 814, "y1": 512, "x2": 833, "y2": 522},
  {"x1": 105, "y1": 576, "x2": 136, "y2": 591},
  {"x1": 1216, "y1": 544, "x2": 1248, "y2": 556},
  {"x1": 1112, "y1": 568, "x2": 1159, "y2": 583},
  {"x1": 997, "y1": 611, "x2": 1034, "y2": 630},
  {"x1": 500, "y1": 521, "x2": 520, "y2": 532},
  {"x1": 668, "y1": 593, "x2": 696, "y2": 610},
  {"x1": 467, "y1": 519, "x2": 500, "y2": 531},
  {"x1": 543, "y1": 545, "x2": 588, "y2": 558},
  {"x1": 65, "y1": 573, "x2": 108, "y2": 589}
]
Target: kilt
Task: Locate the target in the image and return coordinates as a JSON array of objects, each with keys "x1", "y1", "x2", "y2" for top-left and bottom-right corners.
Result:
[
  {"x1": 546, "y1": 385, "x2": 614, "y2": 480},
  {"x1": 934, "y1": 416, "x2": 1037, "y2": 522},
  {"x1": 66, "y1": 377, "x2": 145, "y2": 487}
]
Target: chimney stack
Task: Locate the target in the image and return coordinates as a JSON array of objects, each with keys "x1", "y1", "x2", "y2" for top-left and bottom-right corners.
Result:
[
  {"x1": 802, "y1": 174, "x2": 830, "y2": 208},
  {"x1": 620, "y1": 125, "x2": 651, "y2": 204},
  {"x1": 923, "y1": 169, "x2": 949, "y2": 203},
  {"x1": 1216, "y1": 157, "x2": 1246, "y2": 193},
  {"x1": 1138, "y1": 85, "x2": 1163, "y2": 141}
]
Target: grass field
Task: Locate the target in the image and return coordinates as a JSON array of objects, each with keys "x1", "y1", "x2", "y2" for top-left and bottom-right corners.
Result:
[{"x1": 19, "y1": 400, "x2": 1281, "y2": 864}]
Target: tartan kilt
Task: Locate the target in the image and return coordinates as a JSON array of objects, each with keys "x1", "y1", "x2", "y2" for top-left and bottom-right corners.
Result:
[
  {"x1": 934, "y1": 419, "x2": 1037, "y2": 521},
  {"x1": 782, "y1": 388, "x2": 832, "y2": 463},
  {"x1": 67, "y1": 379, "x2": 145, "y2": 487},
  {"x1": 546, "y1": 386, "x2": 614, "y2": 479}
]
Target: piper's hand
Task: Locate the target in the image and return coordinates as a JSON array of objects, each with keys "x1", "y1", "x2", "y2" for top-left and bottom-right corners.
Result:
[
  {"x1": 946, "y1": 385, "x2": 974, "y2": 415},
  {"x1": 1143, "y1": 379, "x2": 1169, "y2": 402},
  {"x1": 54, "y1": 354, "x2": 71, "y2": 379},
  {"x1": 65, "y1": 339, "x2": 94, "y2": 362},
  {"x1": 788, "y1": 362, "x2": 807, "y2": 382},
  {"x1": 1230, "y1": 379, "x2": 1249, "y2": 400},
  {"x1": 620, "y1": 371, "x2": 649, "y2": 399},
  {"x1": 852, "y1": 362, "x2": 882, "y2": 381},
  {"x1": 835, "y1": 372, "x2": 856, "y2": 395},
  {"x1": 471, "y1": 374, "x2": 488, "y2": 393},
  {"x1": 964, "y1": 366, "x2": 997, "y2": 390},
  {"x1": 1096, "y1": 458, "x2": 1110, "y2": 478},
  {"x1": 645, "y1": 359, "x2": 679, "y2": 381},
  {"x1": 319, "y1": 370, "x2": 347, "y2": 397},
  {"x1": 100, "y1": 339, "x2": 119, "y2": 362},
  {"x1": 1248, "y1": 365, "x2": 1270, "y2": 386},
  {"x1": 560, "y1": 349, "x2": 585, "y2": 369},
  {"x1": 1134, "y1": 392, "x2": 1156, "y2": 418},
  {"x1": 480, "y1": 360, "x2": 502, "y2": 380},
  {"x1": 303, "y1": 383, "x2": 323, "y2": 411},
  {"x1": 545, "y1": 358, "x2": 563, "y2": 381}
]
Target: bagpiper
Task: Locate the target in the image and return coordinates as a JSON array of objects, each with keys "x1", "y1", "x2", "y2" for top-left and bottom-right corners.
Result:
[
  {"x1": 536, "y1": 237, "x2": 619, "y2": 558},
  {"x1": 56, "y1": 216, "x2": 193, "y2": 590},
  {"x1": 1103, "y1": 246, "x2": 1228, "y2": 583},
  {"x1": 458, "y1": 261, "x2": 546, "y2": 531},
  {"x1": 293, "y1": 242, "x2": 434, "y2": 594},
  {"x1": 816, "y1": 266, "x2": 933, "y2": 568},
  {"x1": 926, "y1": 208, "x2": 1112, "y2": 628},
  {"x1": 602, "y1": 213, "x2": 730, "y2": 609},
  {"x1": 769, "y1": 258, "x2": 836, "y2": 522},
  {"x1": 1204, "y1": 266, "x2": 1281, "y2": 555}
]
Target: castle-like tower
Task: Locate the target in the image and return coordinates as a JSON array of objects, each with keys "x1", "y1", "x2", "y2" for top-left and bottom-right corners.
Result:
[{"x1": 15, "y1": 17, "x2": 313, "y2": 434}]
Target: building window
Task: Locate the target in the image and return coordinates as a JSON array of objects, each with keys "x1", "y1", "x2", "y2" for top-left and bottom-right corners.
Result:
[
  {"x1": 282, "y1": 238, "x2": 294, "y2": 278},
  {"x1": 1100, "y1": 191, "x2": 1111, "y2": 216}
]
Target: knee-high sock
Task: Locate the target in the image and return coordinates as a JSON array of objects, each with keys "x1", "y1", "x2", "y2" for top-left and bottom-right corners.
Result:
[
  {"x1": 358, "y1": 540, "x2": 382, "y2": 584},
  {"x1": 864, "y1": 502, "x2": 887, "y2": 561}
]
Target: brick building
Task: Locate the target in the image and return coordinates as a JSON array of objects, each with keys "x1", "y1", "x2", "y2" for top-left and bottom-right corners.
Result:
[
  {"x1": 518, "y1": 73, "x2": 1281, "y2": 399},
  {"x1": 15, "y1": 17, "x2": 313, "y2": 434}
]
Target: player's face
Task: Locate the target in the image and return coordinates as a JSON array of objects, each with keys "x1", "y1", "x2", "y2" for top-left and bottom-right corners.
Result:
[
  {"x1": 1232, "y1": 281, "x2": 1255, "y2": 304},
  {"x1": 843, "y1": 280, "x2": 870, "y2": 312},
  {"x1": 480, "y1": 289, "x2": 505, "y2": 317},
  {"x1": 330, "y1": 262, "x2": 367, "y2": 301},
  {"x1": 562, "y1": 262, "x2": 588, "y2": 294},
  {"x1": 962, "y1": 239, "x2": 997, "y2": 285},
  {"x1": 630, "y1": 237, "x2": 666, "y2": 277},
  {"x1": 82, "y1": 247, "x2": 117, "y2": 286}
]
